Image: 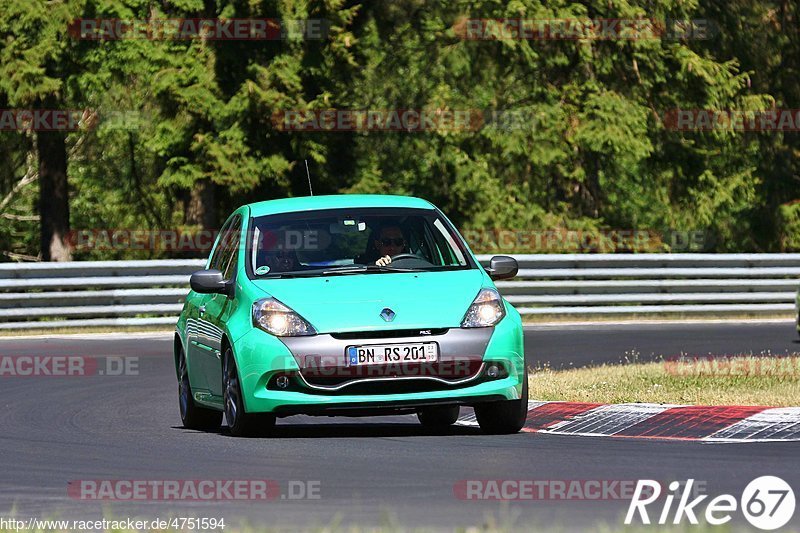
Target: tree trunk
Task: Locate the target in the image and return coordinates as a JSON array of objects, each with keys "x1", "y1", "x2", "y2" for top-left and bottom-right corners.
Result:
[
  {"x1": 185, "y1": 180, "x2": 216, "y2": 229},
  {"x1": 36, "y1": 130, "x2": 71, "y2": 261}
]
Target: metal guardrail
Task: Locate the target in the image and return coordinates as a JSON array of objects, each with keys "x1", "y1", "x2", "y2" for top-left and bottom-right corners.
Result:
[
  {"x1": 489, "y1": 254, "x2": 800, "y2": 316},
  {"x1": 0, "y1": 255, "x2": 797, "y2": 329},
  {"x1": 0, "y1": 259, "x2": 205, "y2": 330}
]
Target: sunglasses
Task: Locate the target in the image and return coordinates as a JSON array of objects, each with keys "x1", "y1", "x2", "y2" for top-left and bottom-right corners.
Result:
[{"x1": 379, "y1": 238, "x2": 405, "y2": 246}]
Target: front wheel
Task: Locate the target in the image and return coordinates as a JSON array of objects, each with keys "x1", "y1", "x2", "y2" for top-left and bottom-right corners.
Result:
[
  {"x1": 474, "y1": 366, "x2": 529, "y2": 434},
  {"x1": 178, "y1": 346, "x2": 222, "y2": 431},
  {"x1": 223, "y1": 347, "x2": 275, "y2": 437}
]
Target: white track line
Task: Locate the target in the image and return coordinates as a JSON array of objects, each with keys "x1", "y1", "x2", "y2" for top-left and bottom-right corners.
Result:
[
  {"x1": 704, "y1": 407, "x2": 800, "y2": 443},
  {"x1": 458, "y1": 401, "x2": 800, "y2": 443},
  {"x1": 540, "y1": 403, "x2": 677, "y2": 437}
]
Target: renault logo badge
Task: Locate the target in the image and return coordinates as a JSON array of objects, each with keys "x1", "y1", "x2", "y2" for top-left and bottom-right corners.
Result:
[{"x1": 380, "y1": 308, "x2": 396, "y2": 322}]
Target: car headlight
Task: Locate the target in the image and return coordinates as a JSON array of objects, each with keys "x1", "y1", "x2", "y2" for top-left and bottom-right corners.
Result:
[
  {"x1": 252, "y1": 298, "x2": 317, "y2": 337},
  {"x1": 461, "y1": 288, "x2": 505, "y2": 328}
]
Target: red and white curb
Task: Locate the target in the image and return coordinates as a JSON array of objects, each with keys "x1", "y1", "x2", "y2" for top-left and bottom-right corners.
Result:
[{"x1": 457, "y1": 401, "x2": 800, "y2": 442}]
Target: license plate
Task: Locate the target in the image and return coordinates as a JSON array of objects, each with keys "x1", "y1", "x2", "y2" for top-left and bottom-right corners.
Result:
[{"x1": 347, "y1": 343, "x2": 439, "y2": 366}]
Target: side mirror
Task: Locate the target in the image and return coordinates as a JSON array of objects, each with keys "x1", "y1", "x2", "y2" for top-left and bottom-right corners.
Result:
[
  {"x1": 486, "y1": 255, "x2": 518, "y2": 281},
  {"x1": 190, "y1": 269, "x2": 229, "y2": 295}
]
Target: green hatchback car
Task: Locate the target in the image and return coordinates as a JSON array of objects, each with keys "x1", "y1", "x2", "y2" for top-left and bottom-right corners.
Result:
[{"x1": 175, "y1": 195, "x2": 527, "y2": 437}]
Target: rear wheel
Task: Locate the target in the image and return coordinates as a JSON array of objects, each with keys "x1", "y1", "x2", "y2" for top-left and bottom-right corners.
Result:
[
  {"x1": 417, "y1": 405, "x2": 460, "y2": 428},
  {"x1": 223, "y1": 347, "x2": 276, "y2": 437},
  {"x1": 474, "y1": 366, "x2": 529, "y2": 434},
  {"x1": 178, "y1": 346, "x2": 222, "y2": 431}
]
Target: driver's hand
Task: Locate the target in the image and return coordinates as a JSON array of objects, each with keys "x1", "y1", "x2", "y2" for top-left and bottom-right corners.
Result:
[{"x1": 376, "y1": 255, "x2": 392, "y2": 266}]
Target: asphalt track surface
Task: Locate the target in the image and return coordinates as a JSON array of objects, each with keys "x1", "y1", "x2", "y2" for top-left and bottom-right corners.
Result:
[{"x1": 1, "y1": 322, "x2": 799, "y2": 530}]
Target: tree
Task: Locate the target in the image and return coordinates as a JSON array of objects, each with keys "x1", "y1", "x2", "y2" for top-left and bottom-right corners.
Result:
[
  {"x1": 0, "y1": 0, "x2": 795, "y2": 259},
  {"x1": 0, "y1": 0, "x2": 82, "y2": 260}
]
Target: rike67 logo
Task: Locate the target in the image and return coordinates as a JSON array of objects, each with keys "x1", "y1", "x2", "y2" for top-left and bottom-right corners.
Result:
[{"x1": 625, "y1": 476, "x2": 795, "y2": 530}]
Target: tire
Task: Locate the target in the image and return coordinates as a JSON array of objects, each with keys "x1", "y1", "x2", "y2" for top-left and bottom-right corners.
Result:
[
  {"x1": 223, "y1": 347, "x2": 276, "y2": 437},
  {"x1": 474, "y1": 366, "x2": 529, "y2": 435},
  {"x1": 417, "y1": 405, "x2": 460, "y2": 428},
  {"x1": 178, "y1": 346, "x2": 222, "y2": 431}
]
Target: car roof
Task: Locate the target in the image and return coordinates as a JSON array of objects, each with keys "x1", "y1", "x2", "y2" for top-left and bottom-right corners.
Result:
[{"x1": 247, "y1": 194, "x2": 435, "y2": 217}]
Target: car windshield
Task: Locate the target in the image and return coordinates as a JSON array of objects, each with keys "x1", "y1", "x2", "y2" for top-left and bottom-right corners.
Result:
[{"x1": 247, "y1": 207, "x2": 472, "y2": 278}]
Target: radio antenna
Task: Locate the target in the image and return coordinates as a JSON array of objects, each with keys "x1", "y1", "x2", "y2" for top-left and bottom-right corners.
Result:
[{"x1": 304, "y1": 159, "x2": 313, "y2": 196}]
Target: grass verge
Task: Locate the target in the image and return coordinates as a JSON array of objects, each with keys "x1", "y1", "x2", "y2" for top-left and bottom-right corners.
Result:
[{"x1": 529, "y1": 355, "x2": 800, "y2": 406}]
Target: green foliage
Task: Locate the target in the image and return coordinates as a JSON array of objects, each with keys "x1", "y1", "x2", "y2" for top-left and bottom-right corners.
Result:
[
  {"x1": 0, "y1": 0, "x2": 798, "y2": 258},
  {"x1": 778, "y1": 201, "x2": 800, "y2": 252}
]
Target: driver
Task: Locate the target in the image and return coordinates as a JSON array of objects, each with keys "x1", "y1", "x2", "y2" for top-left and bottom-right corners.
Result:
[{"x1": 373, "y1": 224, "x2": 408, "y2": 266}]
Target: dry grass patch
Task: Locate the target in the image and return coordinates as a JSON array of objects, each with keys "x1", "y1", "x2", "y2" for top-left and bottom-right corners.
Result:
[{"x1": 529, "y1": 356, "x2": 800, "y2": 406}]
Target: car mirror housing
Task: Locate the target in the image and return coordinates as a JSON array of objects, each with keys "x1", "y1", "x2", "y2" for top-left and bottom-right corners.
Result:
[
  {"x1": 486, "y1": 255, "x2": 518, "y2": 281},
  {"x1": 190, "y1": 269, "x2": 230, "y2": 295}
]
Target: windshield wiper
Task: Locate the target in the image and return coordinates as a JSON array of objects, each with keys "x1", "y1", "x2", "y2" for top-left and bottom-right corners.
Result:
[
  {"x1": 321, "y1": 265, "x2": 422, "y2": 275},
  {"x1": 256, "y1": 272, "x2": 313, "y2": 279},
  {"x1": 255, "y1": 265, "x2": 421, "y2": 279}
]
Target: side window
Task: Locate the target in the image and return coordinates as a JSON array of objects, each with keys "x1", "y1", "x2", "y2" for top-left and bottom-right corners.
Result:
[
  {"x1": 432, "y1": 219, "x2": 467, "y2": 266},
  {"x1": 208, "y1": 217, "x2": 233, "y2": 270},
  {"x1": 421, "y1": 222, "x2": 445, "y2": 265},
  {"x1": 221, "y1": 235, "x2": 240, "y2": 280},
  {"x1": 209, "y1": 214, "x2": 242, "y2": 281}
]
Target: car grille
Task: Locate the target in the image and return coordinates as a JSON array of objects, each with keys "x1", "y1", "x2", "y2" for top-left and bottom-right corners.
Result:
[{"x1": 330, "y1": 328, "x2": 449, "y2": 340}]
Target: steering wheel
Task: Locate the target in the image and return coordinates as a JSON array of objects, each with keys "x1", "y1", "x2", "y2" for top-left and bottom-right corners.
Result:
[{"x1": 390, "y1": 253, "x2": 423, "y2": 262}]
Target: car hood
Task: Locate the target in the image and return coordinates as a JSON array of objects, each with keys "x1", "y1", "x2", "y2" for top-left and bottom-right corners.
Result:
[{"x1": 250, "y1": 269, "x2": 486, "y2": 333}]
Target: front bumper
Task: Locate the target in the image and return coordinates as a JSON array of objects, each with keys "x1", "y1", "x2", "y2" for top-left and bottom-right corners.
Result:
[
  {"x1": 272, "y1": 394, "x2": 510, "y2": 417},
  {"x1": 232, "y1": 317, "x2": 525, "y2": 415}
]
